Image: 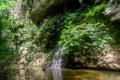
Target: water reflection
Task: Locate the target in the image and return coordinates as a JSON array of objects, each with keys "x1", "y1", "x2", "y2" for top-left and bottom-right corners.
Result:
[
  {"x1": 51, "y1": 68, "x2": 62, "y2": 80},
  {"x1": 46, "y1": 68, "x2": 120, "y2": 80}
]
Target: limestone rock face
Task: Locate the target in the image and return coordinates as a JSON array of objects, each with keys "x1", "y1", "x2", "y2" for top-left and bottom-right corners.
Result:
[
  {"x1": 13, "y1": 0, "x2": 28, "y2": 19},
  {"x1": 63, "y1": 46, "x2": 120, "y2": 70},
  {"x1": 14, "y1": 0, "x2": 102, "y2": 23},
  {"x1": 105, "y1": 0, "x2": 120, "y2": 24},
  {"x1": 29, "y1": 0, "x2": 67, "y2": 23},
  {"x1": 29, "y1": 0, "x2": 83, "y2": 23},
  {"x1": 14, "y1": 0, "x2": 81, "y2": 23}
]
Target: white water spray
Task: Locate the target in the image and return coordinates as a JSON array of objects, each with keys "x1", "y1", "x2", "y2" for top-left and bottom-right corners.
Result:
[{"x1": 51, "y1": 46, "x2": 64, "y2": 68}]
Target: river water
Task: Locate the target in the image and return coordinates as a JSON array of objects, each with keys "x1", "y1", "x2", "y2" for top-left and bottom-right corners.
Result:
[{"x1": 35, "y1": 68, "x2": 120, "y2": 80}]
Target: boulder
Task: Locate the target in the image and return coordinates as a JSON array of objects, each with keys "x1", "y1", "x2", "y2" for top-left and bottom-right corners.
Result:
[{"x1": 105, "y1": 0, "x2": 120, "y2": 24}]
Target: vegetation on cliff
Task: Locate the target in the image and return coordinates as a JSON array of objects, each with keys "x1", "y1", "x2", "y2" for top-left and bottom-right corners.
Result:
[
  {"x1": 0, "y1": 0, "x2": 17, "y2": 79},
  {"x1": 0, "y1": 1, "x2": 120, "y2": 79}
]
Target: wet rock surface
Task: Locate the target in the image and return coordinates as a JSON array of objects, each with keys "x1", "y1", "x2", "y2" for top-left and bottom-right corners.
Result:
[{"x1": 105, "y1": 0, "x2": 120, "y2": 24}]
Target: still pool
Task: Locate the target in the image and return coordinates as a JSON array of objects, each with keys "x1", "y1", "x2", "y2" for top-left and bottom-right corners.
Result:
[
  {"x1": 24, "y1": 68, "x2": 120, "y2": 80},
  {"x1": 44, "y1": 68, "x2": 120, "y2": 80}
]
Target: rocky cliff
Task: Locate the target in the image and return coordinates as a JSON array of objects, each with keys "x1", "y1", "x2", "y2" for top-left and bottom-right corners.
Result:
[
  {"x1": 105, "y1": 0, "x2": 120, "y2": 24},
  {"x1": 14, "y1": 0, "x2": 103, "y2": 23},
  {"x1": 14, "y1": 0, "x2": 82, "y2": 23},
  {"x1": 13, "y1": 1, "x2": 120, "y2": 79}
]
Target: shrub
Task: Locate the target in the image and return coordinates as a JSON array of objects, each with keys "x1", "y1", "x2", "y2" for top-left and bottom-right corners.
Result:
[{"x1": 58, "y1": 21, "x2": 112, "y2": 61}]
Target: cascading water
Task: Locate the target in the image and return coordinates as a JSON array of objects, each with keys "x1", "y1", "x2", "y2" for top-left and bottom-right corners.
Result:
[
  {"x1": 51, "y1": 46, "x2": 64, "y2": 68},
  {"x1": 50, "y1": 46, "x2": 64, "y2": 80}
]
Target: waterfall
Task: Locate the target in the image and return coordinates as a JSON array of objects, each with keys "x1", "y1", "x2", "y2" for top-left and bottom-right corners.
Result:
[{"x1": 51, "y1": 46, "x2": 64, "y2": 68}]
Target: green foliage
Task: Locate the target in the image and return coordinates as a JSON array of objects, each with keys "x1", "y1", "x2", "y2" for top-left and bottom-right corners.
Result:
[
  {"x1": 31, "y1": 2, "x2": 112, "y2": 63},
  {"x1": 59, "y1": 21, "x2": 112, "y2": 61},
  {"x1": 0, "y1": 0, "x2": 16, "y2": 72},
  {"x1": 0, "y1": 0, "x2": 16, "y2": 43},
  {"x1": 37, "y1": 14, "x2": 66, "y2": 52},
  {"x1": 11, "y1": 17, "x2": 41, "y2": 62},
  {"x1": 56, "y1": 3, "x2": 112, "y2": 63},
  {"x1": 0, "y1": 0, "x2": 15, "y2": 26},
  {"x1": 9, "y1": 14, "x2": 64, "y2": 61},
  {"x1": 0, "y1": 0, "x2": 114, "y2": 71},
  {"x1": 21, "y1": 10, "x2": 83, "y2": 61},
  {"x1": 84, "y1": 3, "x2": 105, "y2": 22}
]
